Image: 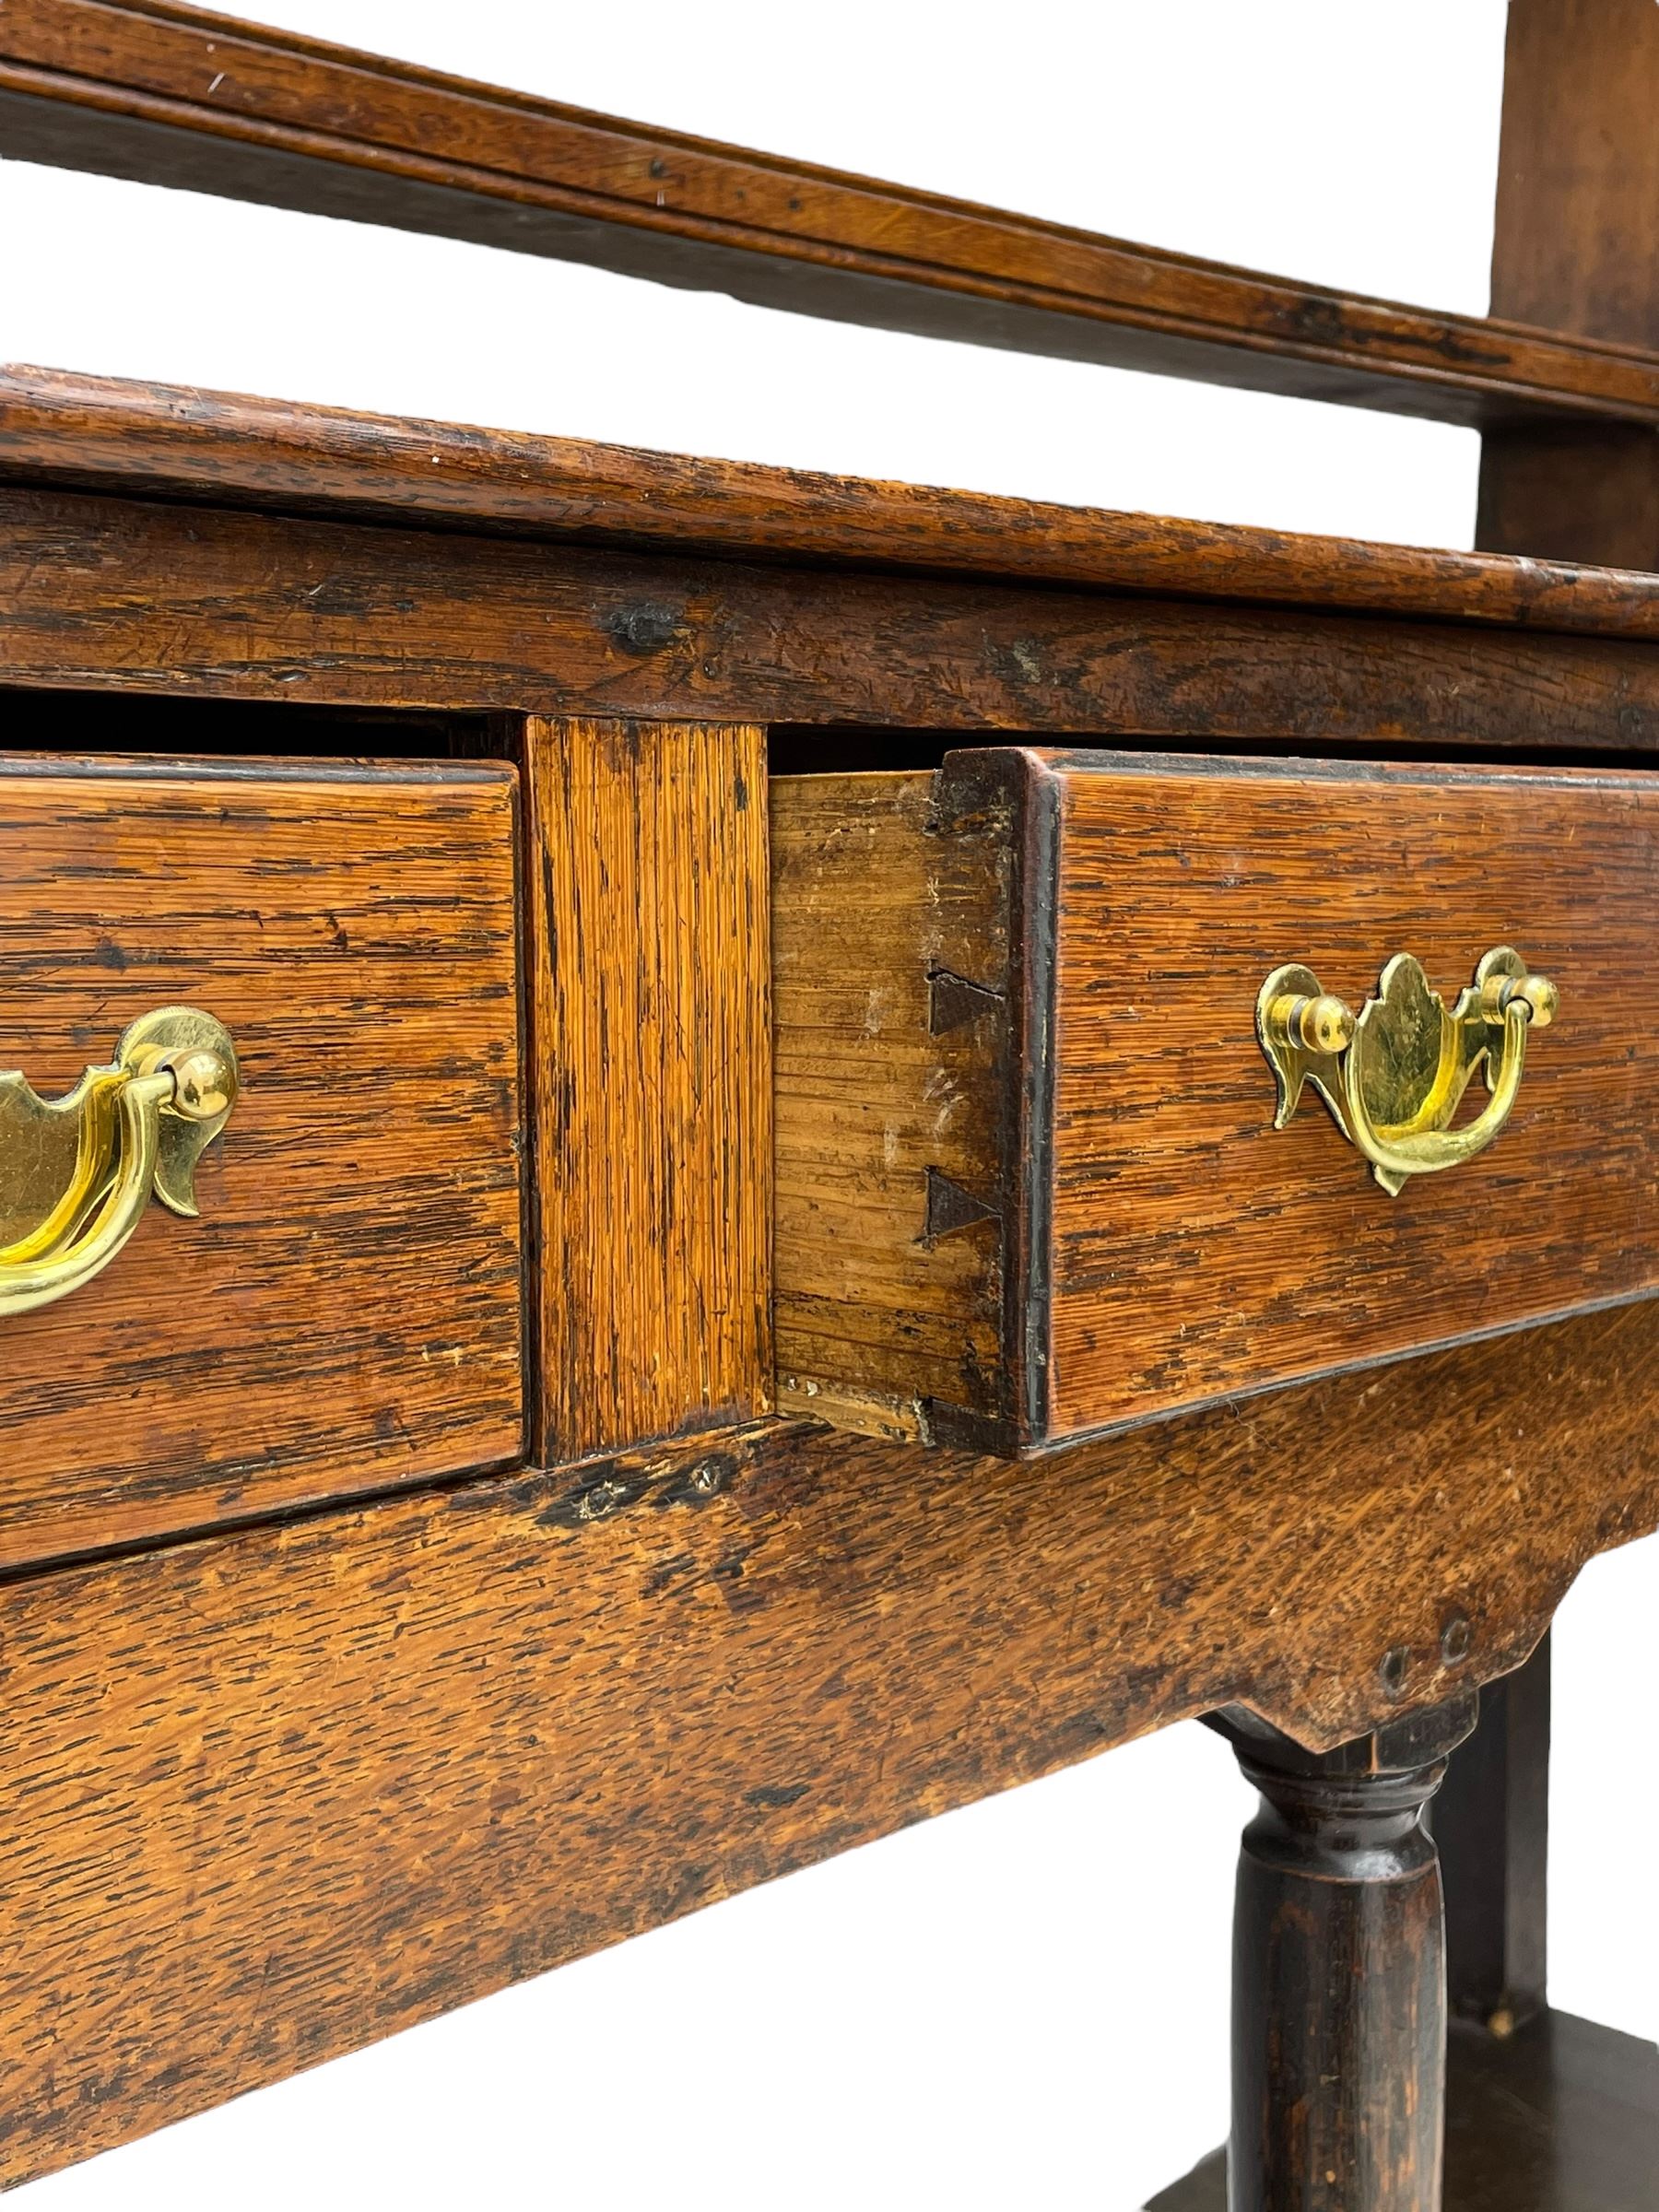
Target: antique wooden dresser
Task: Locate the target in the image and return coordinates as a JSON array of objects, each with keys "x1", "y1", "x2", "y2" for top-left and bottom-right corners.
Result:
[{"x1": 1, "y1": 4, "x2": 1657, "y2": 2207}]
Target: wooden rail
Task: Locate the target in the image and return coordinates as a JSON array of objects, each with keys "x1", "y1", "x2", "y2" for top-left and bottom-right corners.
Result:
[
  {"x1": 11, "y1": 366, "x2": 1659, "y2": 640},
  {"x1": 5, "y1": 0, "x2": 1659, "y2": 430}
]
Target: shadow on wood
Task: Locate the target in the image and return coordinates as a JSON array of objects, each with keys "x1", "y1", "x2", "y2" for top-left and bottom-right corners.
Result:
[{"x1": 1147, "y1": 2009, "x2": 1659, "y2": 2211}]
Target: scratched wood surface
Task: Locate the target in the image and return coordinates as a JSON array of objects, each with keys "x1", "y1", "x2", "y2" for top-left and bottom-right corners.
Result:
[
  {"x1": 525, "y1": 718, "x2": 771, "y2": 1459},
  {"x1": 14, "y1": 367, "x2": 1659, "y2": 642},
  {"x1": 6, "y1": 486, "x2": 1659, "y2": 757},
  {"x1": 0, "y1": 756, "x2": 523, "y2": 1567},
  {"x1": 1, "y1": 1295, "x2": 1656, "y2": 2188},
  {"x1": 2, "y1": 8, "x2": 1657, "y2": 429},
  {"x1": 1041, "y1": 752, "x2": 1659, "y2": 1441}
]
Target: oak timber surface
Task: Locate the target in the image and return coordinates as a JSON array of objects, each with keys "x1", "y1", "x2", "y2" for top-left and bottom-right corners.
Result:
[
  {"x1": 525, "y1": 718, "x2": 771, "y2": 1458},
  {"x1": 1477, "y1": 2, "x2": 1659, "y2": 573},
  {"x1": 12, "y1": 367, "x2": 1659, "y2": 641},
  {"x1": 772, "y1": 771, "x2": 1010, "y2": 1437},
  {"x1": 1446, "y1": 0, "x2": 1653, "y2": 2076},
  {"x1": 1492, "y1": 0, "x2": 1659, "y2": 355},
  {"x1": 7, "y1": 486, "x2": 1659, "y2": 755},
  {"x1": 773, "y1": 757, "x2": 1659, "y2": 1447},
  {"x1": 2, "y1": 1297, "x2": 1657, "y2": 2187},
  {"x1": 2, "y1": 6, "x2": 1657, "y2": 429},
  {"x1": 1041, "y1": 753, "x2": 1659, "y2": 1439},
  {"x1": 0, "y1": 755, "x2": 523, "y2": 1566},
  {"x1": 1151, "y1": 2012, "x2": 1659, "y2": 2211}
]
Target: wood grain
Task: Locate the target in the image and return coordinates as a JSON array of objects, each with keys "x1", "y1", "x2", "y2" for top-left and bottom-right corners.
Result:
[
  {"x1": 2, "y1": 1296, "x2": 1659, "y2": 2188},
  {"x1": 0, "y1": 756, "x2": 523, "y2": 1566},
  {"x1": 1152, "y1": 2009, "x2": 1659, "y2": 2211},
  {"x1": 524, "y1": 718, "x2": 771, "y2": 1458},
  {"x1": 1, "y1": 6, "x2": 1655, "y2": 429},
  {"x1": 1218, "y1": 1702, "x2": 1478, "y2": 2212},
  {"x1": 7, "y1": 486, "x2": 1659, "y2": 757},
  {"x1": 1489, "y1": 0, "x2": 1659, "y2": 356},
  {"x1": 1450, "y1": 0, "x2": 1659, "y2": 2054},
  {"x1": 1437, "y1": 1639, "x2": 1551, "y2": 2026},
  {"x1": 772, "y1": 771, "x2": 1010, "y2": 1436},
  {"x1": 15, "y1": 367, "x2": 1659, "y2": 644},
  {"x1": 1041, "y1": 752, "x2": 1659, "y2": 1443},
  {"x1": 1478, "y1": 2, "x2": 1659, "y2": 569},
  {"x1": 775, "y1": 755, "x2": 1659, "y2": 1450}
]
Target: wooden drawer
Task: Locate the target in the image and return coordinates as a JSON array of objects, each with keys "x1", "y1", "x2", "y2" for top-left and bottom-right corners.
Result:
[
  {"x1": 0, "y1": 756, "x2": 523, "y2": 1565},
  {"x1": 773, "y1": 750, "x2": 1659, "y2": 1453}
]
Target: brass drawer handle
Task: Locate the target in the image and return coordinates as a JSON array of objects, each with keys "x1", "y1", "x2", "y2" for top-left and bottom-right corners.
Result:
[
  {"x1": 0, "y1": 1007, "x2": 240, "y2": 1316},
  {"x1": 1256, "y1": 947, "x2": 1559, "y2": 1195}
]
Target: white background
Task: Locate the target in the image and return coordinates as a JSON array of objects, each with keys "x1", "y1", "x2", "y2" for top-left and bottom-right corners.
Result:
[{"x1": 4, "y1": 5, "x2": 1656, "y2": 2206}]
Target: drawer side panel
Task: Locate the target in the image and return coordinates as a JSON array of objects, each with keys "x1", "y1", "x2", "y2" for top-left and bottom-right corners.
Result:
[{"x1": 772, "y1": 770, "x2": 1015, "y2": 1437}]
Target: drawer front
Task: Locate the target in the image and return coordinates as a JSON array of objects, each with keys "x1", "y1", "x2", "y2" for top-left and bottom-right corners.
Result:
[
  {"x1": 0, "y1": 757, "x2": 523, "y2": 1563},
  {"x1": 773, "y1": 751, "x2": 1659, "y2": 1453}
]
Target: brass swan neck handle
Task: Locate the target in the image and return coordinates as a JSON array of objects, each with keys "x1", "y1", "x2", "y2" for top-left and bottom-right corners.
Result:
[
  {"x1": 1256, "y1": 948, "x2": 1559, "y2": 1196},
  {"x1": 0, "y1": 1007, "x2": 240, "y2": 1317}
]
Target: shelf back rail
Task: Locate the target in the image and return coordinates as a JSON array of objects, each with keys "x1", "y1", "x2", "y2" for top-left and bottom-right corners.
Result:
[{"x1": 5, "y1": 0, "x2": 1659, "y2": 433}]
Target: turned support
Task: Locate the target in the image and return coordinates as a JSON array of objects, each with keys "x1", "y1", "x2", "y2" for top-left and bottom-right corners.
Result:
[{"x1": 1207, "y1": 1694, "x2": 1478, "y2": 2212}]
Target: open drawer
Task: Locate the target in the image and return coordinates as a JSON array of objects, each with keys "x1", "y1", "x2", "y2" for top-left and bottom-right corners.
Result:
[
  {"x1": 0, "y1": 755, "x2": 524, "y2": 1565},
  {"x1": 772, "y1": 749, "x2": 1659, "y2": 1453}
]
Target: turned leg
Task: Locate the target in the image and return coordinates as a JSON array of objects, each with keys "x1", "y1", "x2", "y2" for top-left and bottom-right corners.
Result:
[{"x1": 1208, "y1": 1695, "x2": 1478, "y2": 2212}]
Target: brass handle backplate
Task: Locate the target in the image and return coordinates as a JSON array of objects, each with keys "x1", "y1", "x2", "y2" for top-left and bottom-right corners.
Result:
[
  {"x1": 1255, "y1": 947, "x2": 1559, "y2": 1195},
  {"x1": 0, "y1": 1006, "x2": 240, "y2": 1317}
]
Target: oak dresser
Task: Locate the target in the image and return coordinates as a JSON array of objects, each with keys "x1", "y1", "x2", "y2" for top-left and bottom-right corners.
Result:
[{"x1": 2, "y1": 5, "x2": 1658, "y2": 2207}]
